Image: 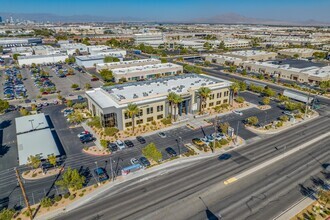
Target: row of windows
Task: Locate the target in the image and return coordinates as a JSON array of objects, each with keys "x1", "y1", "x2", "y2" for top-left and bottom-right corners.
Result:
[
  {"x1": 209, "y1": 91, "x2": 229, "y2": 100},
  {"x1": 124, "y1": 105, "x2": 164, "y2": 119},
  {"x1": 208, "y1": 99, "x2": 228, "y2": 107},
  {"x1": 125, "y1": 114, "x2": 164, "y2": 127}
]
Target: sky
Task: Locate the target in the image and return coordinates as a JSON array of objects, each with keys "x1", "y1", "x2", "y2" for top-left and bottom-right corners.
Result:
[{"x1": 2, "y1": 0, "x2": 330, "y2": 22}]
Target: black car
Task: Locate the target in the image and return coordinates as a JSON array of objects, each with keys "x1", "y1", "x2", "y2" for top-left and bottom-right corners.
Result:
[
  {"x1": 136, "y1": 136, "x2": 146, "y2": 144},
  {"x1": 124, "y1": 140, "x2": 134, "y2": 148},
  {"x1": 108, "y1": 142, "x2": 118, "y2": 152},
  {"x1": 165, "y1": 147, "x2": 177, "y2": 157},
  {"x1": 80, "y1": 134, "x2": 94, "y2": 143},
  {"x1": 140, "y1": 157, "x2": 151, "y2": 167}
]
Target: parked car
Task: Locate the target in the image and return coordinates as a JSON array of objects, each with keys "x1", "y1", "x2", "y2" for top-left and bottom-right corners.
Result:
[
  {"x1": 218, "y1": 153, "x2": 232, "y2": 160},
  {"x1": 94, "y1": 168, "x2": 109, "y2": 182},
  {"x1": 91, "y1": 77, "x2": 99, "y2": 81},
  {"x1": 116, "y1": 140, "x2": 125, "y2": 150},
  {"x1": 213, "y1": 132, "x2": 226, "y2": 140},
  {"x1": 108, "y1": 142, "x2": 118, "y2": 152},
  {"x1": 283, "y1": 111, "x2": 295, "y2": 117},
  {"x1": 165, "y1": 147, "x2": 177, "y2": 157},
  {"x1": 77, "y1": 95, "x2": 84, "y2": 101},
  {"x1": 158, "y1": 132, "x2": 167, "y2": 138},
  {"x1": 139, "y1": 157, "x2": 151, "y2": 167},
  {"x1": 130, "y1": 158, "x2": 139, "y2": 165},
  {"x1": 232, "y1": 110, "x2": 243, "y2": 116},
  {"x1": 124, "y1": 140, "x2": 134, "y2": 148},
  {"x1": 77, "y1": 131, "x2": 90, "y2": 138},
  {"x1": 136, "y1": 136, "x2": 146, "y2": 144},
  {"x1": 80, "y1": 134, "x2": 94, "y2": 144},
  {"x1": 201, "y1": 136, "x2": 210, "y2": 144}
]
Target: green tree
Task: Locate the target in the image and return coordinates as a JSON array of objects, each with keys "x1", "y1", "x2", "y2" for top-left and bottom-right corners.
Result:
[
  {"x1": 55, "y1": 167, "x2": 86, "y2": 191},
  {"x1": 40, "y1": 197, "x2": 53, "y2": 208},
  {"x1": 66, "y1": 99, "x2": 73, "y2": 107},
  {"x1": 235, "y1": 96, "x2": 245, "y2": 103},
  {"x1": 47, "y1": 154, "x2": 57, "y2": 167},
  {"x1": 87, "y1": 116, "x2": 101, "y2": 128},
  {"x1": 167, "y1": 92, "x2": 176, "y2": 121},
  {"x1": 19, "y1": 108, "x2": 30, "y2": 116},
  {"x1": 230, "y1": 81, "x2": 240, "y2": 97},
  {"x1": 172, "y1": 93, "x2": 183, "y2": 121},
  {"x1": 100, "y1": 140, "x2": 108, "y2": 149},
  {"x1": 71, "y1": 84, "x2": 79, "y2": 89},
  {"x1": 219, "y1": 41, "x2": 225, "y2": 50},
  {"x1": 85, "y1": 83, "x2": 91, "y2": 90},
  {"x1": 293, "y1": 54, "x2": 299, "y2": 59},
  {"x1": 65, "y1": 56, "x2": 76, "y2": 64},
  {"x1": 198, "y1": 87, "x2": 211, "y2": 113},
  {"x1": 13, "y1": 54, "x2": 21, "y2": 60},
  {"x1": 103, "y1": 56, "x2": 120, "y2": 63},
  {"x1": 161, "y1": 58, "x2": 167, "y2": 63},
  {"x1": 247, "y1": 116, "x2": 259, "y2": 126},
  {"x1": 263, "y1": 87, "x2": 276, "y2": 97},
  {"x1": 0, "y1": 208, "x2": 15, "y2": 220},
  {"x1": 68, "y1": 112, "x2": 84, "y2": 124},
  {"x1": 104, "y1": 127, "x2": 119, "y2": 136},
  {"x1": 125, "y1": 103, "x2": 140, "y2": 133},
  {"x1": 279, "y1": 115, "x2": 289, "y2": 122},
  {"x1": 142, "y1": 143, "x2": 162, "y2": 163},
  {"x1": 0, "y1": 99, "x2": 9, "y2": 113},
  {"x1": 285, "y1": 101, "x2": 299, "y2": 111},
  {"x1": 229, "y1": 65, "x2": 237, "y2": 73},
  {"x1": 27, "y1": 155, "x2": 41, "y2": 170},
  {"x1": 219, "y1": 122, "x2": 229, "y2": 133},
  {"x1": 262, "y1": 97, "x2": 270, "y2": 105},
  {"x1": 99, "y1": 69, "x2": 113, "y2": 82},
  {"x1": 241, "y1": 69, "x2": 247, "y2": 76}
]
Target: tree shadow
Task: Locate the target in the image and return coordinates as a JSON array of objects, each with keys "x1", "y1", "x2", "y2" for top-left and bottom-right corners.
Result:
[
  {"x1": 79, "y1": 167, "x2": 92, "y2": 186},
  {"x1": 0, "y1": 145, "x2": 10, "y2": 158},
  {"x1": 205, "y1": 209, "x2": 219, "y2": 220},
  {"x1": 0, "y1": 120, "x2": 12, "y2": 129},
  {"x1": 299, "y1": 184, "x2": 317, "y2": 200}
]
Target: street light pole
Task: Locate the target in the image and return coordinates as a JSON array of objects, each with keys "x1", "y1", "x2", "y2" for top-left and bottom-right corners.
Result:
[
  {"x1": 94, "y1": 161, "x2": 100, "y2": 185},
  {"x1": 28, "y1": 119, "x2": 34, "y2": 130},
  {"x1": 235, "y1": 121, "x2": 239, "y2": 145},
  {"x1": 109, "y1": 156, "x2": 114, "y2": 182},
  {"x1": 304, "y1": 92, "x2": 311, "y2": 120},
  {"x1": 15, "y1": 168, "x2": 33, "y2": 220},
  {"x1": 213, "y1": 116, "x2": 218, "y2": 153}
]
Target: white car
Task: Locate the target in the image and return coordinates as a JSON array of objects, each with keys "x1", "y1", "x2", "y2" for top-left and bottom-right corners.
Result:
[
  {"x1": 201, "y1": 137, "x2": 210, "y2": 144},
  {"x1": 116, "y1": 140, "x2": 125, "y2": 150},
  {"x1": 130, "y1": 158, "x2": 139, "y2": 165},
  {"x1": 233, "y1": 110, "x2": 243, "y2": 116},
  {"x1": 77, "y1": 131, "x2": 90, "y2": 138}
]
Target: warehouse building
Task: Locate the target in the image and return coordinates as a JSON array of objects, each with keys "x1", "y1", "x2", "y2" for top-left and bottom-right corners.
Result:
[
  {"x1": 278, "y1": 48, "x2": 325, "y2": 58},
  {"x1": 243, "y1": 61, "x2": 330, "y2": 85},
  {"x1": 224, "y1": 50, "x2": 277, "y2": 61},
  {"x1": 15, "y1": 114, "x2": 60, "y2": 165},
  {"x1": 134, "y1": 33, "x2": 164, "y2": 45},
  {"x1": 17, "y1": 54, "x2": 68, "y2": 66},
  {"x1": 205, "y1": 54, "x2": 243, "y2": 66},
  {"x1": 75, "y1": 55, "x2": 106, "y2": 68},
  {"x1": 111, "y1": 63, "x2": 183, "y2": 82},
  {"x1": 96, "y1": 58, "x2": 161, "y2": 72},
  {"x1": 60, "y1": 43, "x2": 88, "y2": 55},
  {"x1": 0, "y1": 38, "x2": 42, "y2": 47},
  {"x1": 86, "y1": 74, "x2": 232, "y2": 130},
  {"x1": 176, "y1": 40, "x2": 204, "y2": 50},
  {"x1": 32, "y1": 45, "x2": 61, "y2": 56},
  {"x1": 89, "y1": 48, "x2": 127, "y2": 57}
]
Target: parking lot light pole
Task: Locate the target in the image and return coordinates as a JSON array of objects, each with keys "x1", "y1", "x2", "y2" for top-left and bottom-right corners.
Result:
[
  {"x1": 235, "y1": 121, "x2": 239, "y2": 145},
  {"x1": 178, "y1": 136, "x2": 182, "y2": 157},
  {"x1": 213, "y1": 116, "x2": 218, "y2": 153},
  {"x1": 304, "y1": 92, "x2": 311, "y2": 120},
  {"x1": 94, "y1": 161, "x2": 100, "y2": 185}
]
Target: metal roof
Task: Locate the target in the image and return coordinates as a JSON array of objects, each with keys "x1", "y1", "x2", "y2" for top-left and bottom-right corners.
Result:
[
  {"x1": 15, "y1": 113, "x2": 49, "y2": 134},
  {"x1": 17, "y1": 128, "x2": 60, "y2": 165}
]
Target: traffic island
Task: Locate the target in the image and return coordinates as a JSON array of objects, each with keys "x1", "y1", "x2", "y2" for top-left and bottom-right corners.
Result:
[
  {"x1": 22, "y1": 167, "x2": 62, "y2": 180},
  {"x1": 82, "y1": 146, "x2": 111, "y2": 156}
]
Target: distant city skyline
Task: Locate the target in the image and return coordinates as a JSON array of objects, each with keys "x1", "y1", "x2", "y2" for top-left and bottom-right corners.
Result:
[{"x1": 1, "y1": 0, "x2": 330, "y2": 23}]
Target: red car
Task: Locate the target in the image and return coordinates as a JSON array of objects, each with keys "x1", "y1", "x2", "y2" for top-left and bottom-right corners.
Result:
[{"x1": 91, "y1": 77, "x2": 99, "y2": 81}]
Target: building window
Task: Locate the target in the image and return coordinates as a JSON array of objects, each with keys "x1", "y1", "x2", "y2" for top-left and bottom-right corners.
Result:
[
  {"x1": 223, "y1": 99, "x2": 228, "y2": 103},
  {"x1": 147, "y1": 107, "x2": 153, "y2": 114},
  {"x1": 216, "y1": 101, "x2": 221, "y2": 105},
  {"x1": 157, "y1": 105, "x2": 163, "y2": 112},
  {"x1": 136, "y1": 119, "x2": 143, "y2": 125},
  {"x1": 147, "y1": 117, "x2": 153, "y2": 122},
  {"x1": 138, "y1": 109, "x2": 143, "y2": 117},
  {"x1": 209, "y1": 94, "x2": 215, "y2": 100},
  {"x1": 157, "y1": 114, "x2": 163, "y2": 119},
  {"x1": 217, "y1": 92, "x2": 222, "y2": 98},
  {"x1": 209, "y1": 102, "x2": 214, "y2": 107},
  {"x1": 125, "y1": 122, "x2": 132, "y2": 127},
  {"x1": 124, "y1": 112, "x2": 131, "y2": 119},
  {"x1": 224, "y1": 91, "x2": 229, "y2": 96}
]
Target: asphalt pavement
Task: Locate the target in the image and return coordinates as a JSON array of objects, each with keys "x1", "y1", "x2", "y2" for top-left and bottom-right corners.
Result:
[{"x1": 53, "y1": 114, "x2": 330, "y2": 220}]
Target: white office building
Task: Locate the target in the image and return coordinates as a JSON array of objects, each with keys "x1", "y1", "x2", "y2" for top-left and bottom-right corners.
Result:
[
  {"x1": 17, "y1": 54, "x2": 68, "y2": 66},
  {"x1": 75, "y1": 55, "x2": 105, "y2": 68},
  {"x1": 96, "y1": 58, "x2": 161, "y2": 72},
  {"x1": 134, "y1": 33, "x2": 164, "y2": 45}
]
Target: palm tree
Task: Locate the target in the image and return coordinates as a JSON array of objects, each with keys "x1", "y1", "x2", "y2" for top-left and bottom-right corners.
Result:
[
  {"x1": 230, "y1": 81, "x2": 240, "y2": 106},
  {"x1": 167, "y1": 92, "x2": 177, "y2": 121},
  {"x1": 198, "y1": 87, "x2": 211, "y2": 114},
  {"x1": 172, "y1": 94, "x2": 183, "y2": 121},
  {"x1": 125, "y1": 103, "x2": 139, "y2": 133}
]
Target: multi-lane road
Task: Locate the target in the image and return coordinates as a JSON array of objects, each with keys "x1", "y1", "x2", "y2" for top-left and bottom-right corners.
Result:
[{"x1": 55, "y1": 113, "x2": 330, "y2": 220}]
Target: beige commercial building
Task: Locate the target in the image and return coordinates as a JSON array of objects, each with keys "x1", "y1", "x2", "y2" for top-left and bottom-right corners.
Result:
[
  {"x1": 278, "y1": 48, "x2": 324, "y2": 58},
  {"x1": 224, "y1": 50, "x2": 277, "y2": 61},
  {"x1": 205, "y1": 54, "x2": 243, "y2": 66},
  {"x1": 96, "y1": 59, "x2": 161, "y2": 72},
  {"x1": 111, "y1": 63, "x2": 183, "y2": 82},
  {"x1": 243, "y1": 61, "x2": 330, "y2": 85},
  {"x1": 86, "y1": 74, "x2": 232, "y2": 130}
]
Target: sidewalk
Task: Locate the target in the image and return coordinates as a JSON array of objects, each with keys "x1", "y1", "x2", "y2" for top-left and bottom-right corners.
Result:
[
  {"x1": 81, "y1": 121, "x2": 103, "y2": 150},
  {"x1": 273, "y1": 197, "x2": 315, "y2": 220}
]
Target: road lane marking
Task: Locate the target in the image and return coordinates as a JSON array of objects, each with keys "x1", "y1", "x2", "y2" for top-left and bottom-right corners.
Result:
[{"x1": 224, "y1": 177, "x2": 237, "y2": 185}]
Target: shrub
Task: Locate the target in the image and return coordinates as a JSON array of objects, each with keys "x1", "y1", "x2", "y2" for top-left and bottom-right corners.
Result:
[
  {"x1": 54, "y1": 195, "x2": 62, "y2": 202},
  {"x1": 64, "y1": 192, "x2": 70, "y2": 199},
  {"x1": 32, "y1": 173, "x2": 37, "y2": 178},
  {"x1": 219, "y1": 139, "x2": 229, "y2": 145},
  {"x1": 100, "y1": 139, "x2": 108, "y2": 149},
  {"x1": 24, "y1": 170, "x2": 30, "y2": 175},
  {"x1": 104, "y1": 127, "x2": 119, "y2": 136},
  {"x1": 235, "y1": 96, "x2": 245, "y2": 103},
  {"x1": 161, "y1": 117, "x2": 172, "y2": 125},
  {"x1": 94, "y1": 184, "x2": 98, "y2": 188},
  {"x1": 78, "y1": 193, "x2": 84, "y2": 197},
  {"x1": 69, "y1": 194, "x2": 76, "y2": 200},
  {"x1": 276, "y1": 121, "x2": 283, "y2": 128},
  {"x1": 40, "y1": 197, "x2": 53, "y2": 208},
  {"x1": 279, "y1": 115, "x2": 289, "y2": 122}
]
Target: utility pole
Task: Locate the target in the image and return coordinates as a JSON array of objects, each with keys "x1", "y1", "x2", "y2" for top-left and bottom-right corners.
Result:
[
  {"x1": 235, "y1": 121, "x2": 239, "y2": 145},
  {"x1": 15, "y1": 168, "x2": 33, "y2": 220},
  {"x1": 304, "y1": 92, "x2": 311, "y2": 120},
  {"x1": 109, "y1": 156, "x2": 114, "y2": 182}
]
